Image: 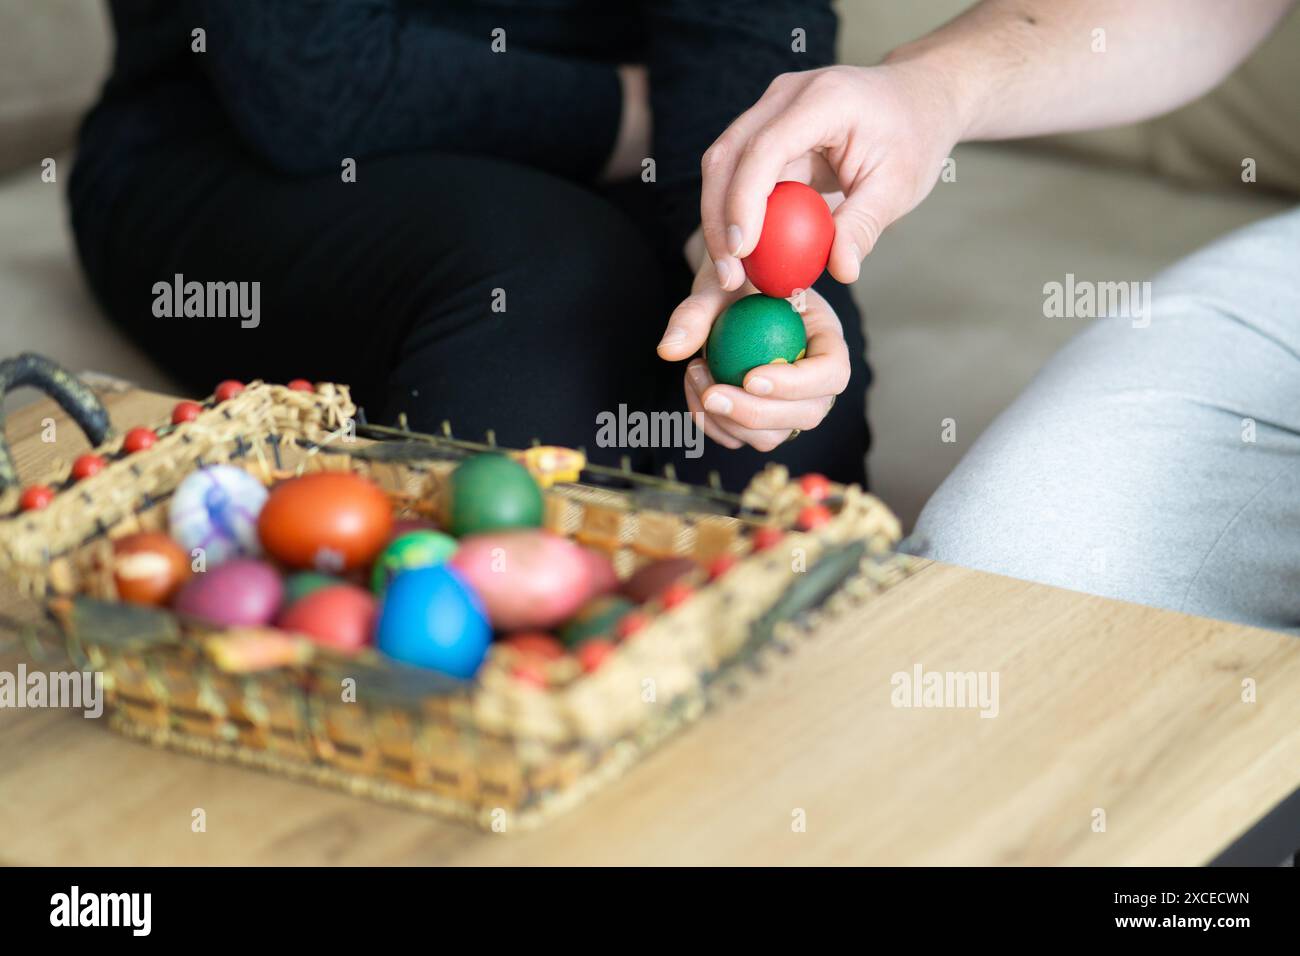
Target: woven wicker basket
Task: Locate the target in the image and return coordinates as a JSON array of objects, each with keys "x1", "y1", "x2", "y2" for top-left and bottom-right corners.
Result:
[{"x1": 0, "y1": 355, "x2": 913, "y2": 829}]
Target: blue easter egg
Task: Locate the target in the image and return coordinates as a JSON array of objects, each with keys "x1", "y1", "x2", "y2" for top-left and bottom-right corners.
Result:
[{"x1": 375, "y1": 566, "x2": 491, "y2": 679}]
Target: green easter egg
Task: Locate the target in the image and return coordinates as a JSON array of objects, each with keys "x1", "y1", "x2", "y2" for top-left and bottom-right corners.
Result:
[
  {"x1": 450, "y1": 454, "x2": 544, "y2": 537},
  {"x1": 559, "y1": 594, "x2": 636, "y2": 648},
  {"x1": 283, "y1": 571, "x2": 342, "y2": 606},
  {"x1": 371, "y1": 530, "x2": 459, "y2": 594},
  {"x1": 705, "y1": 293, "x2": 807, "y2": 388}
]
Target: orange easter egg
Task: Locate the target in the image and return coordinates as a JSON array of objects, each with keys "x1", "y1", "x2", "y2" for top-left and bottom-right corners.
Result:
[{"x1": 258, "y1": 472, "x2": 393, "y2": 571}]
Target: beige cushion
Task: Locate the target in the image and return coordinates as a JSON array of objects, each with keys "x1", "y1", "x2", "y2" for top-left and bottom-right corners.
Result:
[
  {"x1": 837, "y1": 0, "x2": 1300, "y2": 197},
  {"x1": 0, "y1": 0, "x2": 110, "y2": 175}
]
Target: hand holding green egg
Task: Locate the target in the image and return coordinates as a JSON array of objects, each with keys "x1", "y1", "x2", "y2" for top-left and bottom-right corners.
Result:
[
  {"x1": 682, "y1": 285, "x2": 850, "y2": 453},
  {"x1": 705, "y1": 293, "x2": 807, "y2": 387},
  {"x1": 662, "y1": 223, "x2": 851, "y2": 452}
]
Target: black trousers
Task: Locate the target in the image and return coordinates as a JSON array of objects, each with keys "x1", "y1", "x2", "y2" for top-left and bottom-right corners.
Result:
[{"x1": 70, "y1": 132, "x2": 870, "y2": 489}]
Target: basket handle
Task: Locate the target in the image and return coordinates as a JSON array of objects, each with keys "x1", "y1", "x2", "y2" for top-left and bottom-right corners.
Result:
[{"x1": 0, "y1": 353, "x2": 111, "y2": 492}]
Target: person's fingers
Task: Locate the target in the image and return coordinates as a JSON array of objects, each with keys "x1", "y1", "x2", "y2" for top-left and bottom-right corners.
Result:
[
  {"x1": 687, "y1": 361, "x2": 792, "y2": 450},
  {"x1": 659, "y1": 253, "x2": 759, "y2": 361},
  {"x1": 683, "y1": 363, "x2": 741, "y2": 449},
  {"x1": 826, "y1": 173, "x2": 900, "y2": 284},
  {"x1": 726, "y1": 92, "x2": 839, "y2": 259},
  {"x1": 701, "y1": 383, "x2": 835, "y2": 433},
  {"x1": 741, "y1": 294, "x2": 851, "y2": 400},
  {"x1": 688, "y1": 362, "x2": 794, "y2": 451},
  {"x1": 700, "y1": 75, "x2": 805, "y2": 289},
  {"x1": 742, "y1": 347, "x2": 850, "y2": 402},
  {"x1": 658, "y1": 288, "x2": 726, "y2": 360},
  {"x1": 657, "y1": 266, "x2": 732, "y2": 361}
]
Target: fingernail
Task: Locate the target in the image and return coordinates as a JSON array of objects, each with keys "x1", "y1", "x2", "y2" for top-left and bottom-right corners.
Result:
[
  {"x1": 688, "y1": 363, "x2": 710, "y2": 390},
  {"x1": 726, "y1": 225, "x2": 743, "y2": 256},
  {"x1": 659, "y1": 326, "x2": 686, "y2": 349},
  {"x1": 715, "y1": 259, "x2": 731, "y2": 287},
  {"x1": 746, "y1": 376, "x2": 773, "y2": 396},
  {"x1": 846, "y1": 243, "x2": 862, "y2": 280},
  {"x1": 704, "y1": 393, "x2": 732, "y2": 415}
]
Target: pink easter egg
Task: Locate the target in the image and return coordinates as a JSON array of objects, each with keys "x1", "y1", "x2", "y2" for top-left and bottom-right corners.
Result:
[{"x1": 449, "y1": 530, "x2": 592, "y2": 631}]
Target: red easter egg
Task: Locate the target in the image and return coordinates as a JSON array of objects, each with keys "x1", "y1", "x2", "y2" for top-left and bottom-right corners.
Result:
[
  {"x1": 798, "y1": 472, "x2": 832, "y2": 501},
  {"x1": 512, "y1": 661, "x2": 549, "y2": 688},
  {"x1": 616, "y1": 610, "x2": 649, "y2": 641},
  {"x1": 258, "y1": 472, "x2": 393, "y2": 571},
  {"x1": 112, "y1": 531, "x2": 191, "y2": 606},
  {"x1": 215, "y1": 380, "x2": 244, "y2": 402},
  {"x1": 71, "y1": 454, "x2": 106, "y2": 481},
  {"x1": 122, "y1": 428, "x2": 156, "y2": 453},
  {"x1": 752, "y1": 526, "x2": 785, "y2": 552},
  {"x1": 171, "y1": 401, "x2": 203, "y2": 424},
  {"x1": 277, "y1": 584, "x2": 375, "y2": 653},
  {"x1": 707, "y1": 553, "x2": 738, "y2": 580},
  {"x1": 287, "y1": 379, "x2": 314, "y2": 392},
  {"x1": 501, "y1": 631, "x2": 567, "y2": 661},
  {"x1": 577, "y1": 639, "x2": 615, "y2": 673},
  {"x1": 797, "y1": 503, "x2": 833, "y2": 530},
  {"x1": 19, "y1": 485, "x2": 54, "y2": 511},
  {"x1": 660, "y1": 581, "x2": 693, "y2": 609},
  {"x1": 742, "y1": 181, "x2": 834, "y2": 298}
]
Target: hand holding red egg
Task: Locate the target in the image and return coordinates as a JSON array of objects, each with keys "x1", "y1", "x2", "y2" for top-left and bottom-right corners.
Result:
[{"x1": 740, "y1": 181, "x2": 834, "y2": 298}]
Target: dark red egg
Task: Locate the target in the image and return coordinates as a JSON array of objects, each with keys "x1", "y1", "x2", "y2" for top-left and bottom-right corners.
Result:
[
  {"x1": 620, "y1": 557, "x2": 696, "y2": 604},
  {"x1": 742, "y1": 181, "x2": 834, "y2": 298},
  {"x1": 112, "y1": 531, "x2": 191, "y2": 606},
  {"x1": 391, "y1": 517, "x2": 440, "y2": 537}
]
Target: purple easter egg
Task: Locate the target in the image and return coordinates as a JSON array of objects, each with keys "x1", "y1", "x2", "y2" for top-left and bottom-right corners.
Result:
[{"x1": 174, "y1": 558, "x2": 283, "y2": 627}]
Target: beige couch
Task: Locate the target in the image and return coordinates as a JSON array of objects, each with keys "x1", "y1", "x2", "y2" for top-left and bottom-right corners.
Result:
[{"x1": 2, "y1": 1, "x2": 1297, "y2": 526}]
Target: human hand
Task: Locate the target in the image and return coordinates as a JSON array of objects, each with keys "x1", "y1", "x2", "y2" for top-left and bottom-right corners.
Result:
[
  {"x1": 700, "y1": 61, "x2": 965, "y2": 289},
  {"x1": 659, "y1": 233, "x2": 850, "y2": 452}
]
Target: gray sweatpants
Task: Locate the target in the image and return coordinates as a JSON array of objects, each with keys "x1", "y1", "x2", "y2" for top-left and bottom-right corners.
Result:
[{"x1": 915, "y1": 206, "x2": 1300, "y2": 634}]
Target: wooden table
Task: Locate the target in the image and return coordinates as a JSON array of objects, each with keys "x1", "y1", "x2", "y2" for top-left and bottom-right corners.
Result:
[{"x1": 2, "y1": 386, "x2": 1299, "y2": 866}]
